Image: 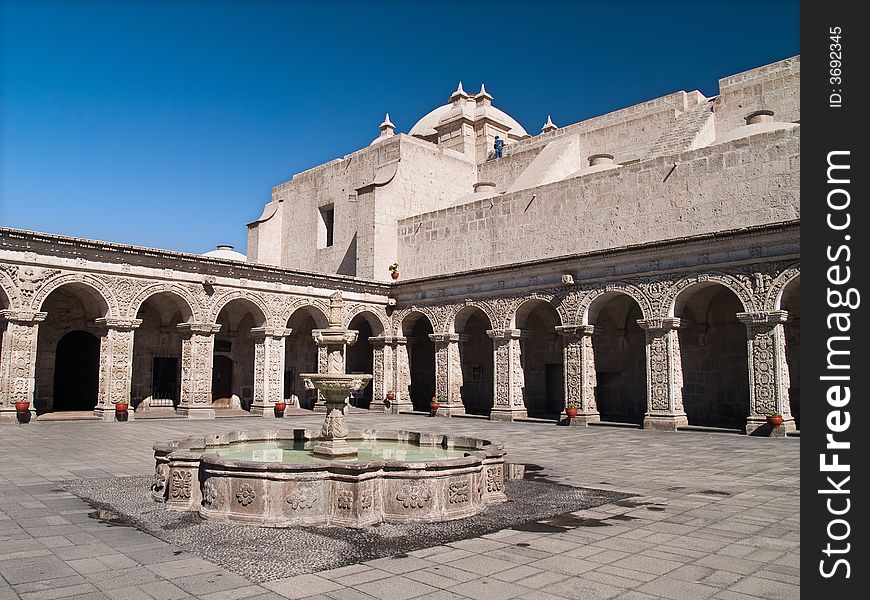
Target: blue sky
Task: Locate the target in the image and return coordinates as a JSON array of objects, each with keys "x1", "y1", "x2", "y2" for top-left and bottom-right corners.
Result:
[{"x1": 1, "y1": 0, "x2": 799, "y2": 255}]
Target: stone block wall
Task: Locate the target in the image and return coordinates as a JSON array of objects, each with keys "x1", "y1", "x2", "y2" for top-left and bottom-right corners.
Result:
[{"x1": 396, "y1": 127, "x2": 799, "y2": 278}]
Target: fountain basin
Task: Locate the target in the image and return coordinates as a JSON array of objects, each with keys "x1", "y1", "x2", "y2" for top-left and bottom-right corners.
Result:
[{"x1": 152, "y1": 429, "x2": 507, "y2": 528}]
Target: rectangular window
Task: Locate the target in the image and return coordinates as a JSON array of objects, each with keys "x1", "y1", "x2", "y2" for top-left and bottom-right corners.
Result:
[{"x1": 319, "y1": 205, "x2": 334, "y2": 248}]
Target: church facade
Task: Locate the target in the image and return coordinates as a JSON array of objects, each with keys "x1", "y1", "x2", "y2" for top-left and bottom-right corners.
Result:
[{"x1": 0, "y1": 57, "x2": 800, "y2": 435}]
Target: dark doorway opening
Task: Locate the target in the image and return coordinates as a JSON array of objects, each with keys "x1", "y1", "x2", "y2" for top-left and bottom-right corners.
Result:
[
  {"x1": 212, "y1": 355, "x2": 233, "y2": 401},
  {"x1": 53, "y1": 330, "x2": 99, "y2": 411},
  {"x1": 151, "y1": 357, "x2": 179, "y2": 404},
  {"x1": 544, "y1": 363, "x2": 565, "y2": 417}
]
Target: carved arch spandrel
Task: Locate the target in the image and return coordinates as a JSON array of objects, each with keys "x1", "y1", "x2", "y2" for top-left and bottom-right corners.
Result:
[
  {"x1": 208, "y1": 290, "x2": 272, "y2": 326},
  {"x1": 576, "y1": 284, "x2": 649, "y2": 325},
  {"x1": 127, "y1": 283, "x2": 200, "y2": 322},
  {"x1": 765, "y1": 263, "x2": 801, "y2": 311},
  {"x1": 30, "y1": 272, "x2": 118, "y2": 316}
]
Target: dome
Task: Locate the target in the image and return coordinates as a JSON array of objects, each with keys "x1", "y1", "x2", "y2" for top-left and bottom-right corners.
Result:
[
  {"x1": 202, "y1": 244, "x2": 247, "y2": 261},
  {"x1": 409, "y1": 84, "x2": 528, "y2": 139}
]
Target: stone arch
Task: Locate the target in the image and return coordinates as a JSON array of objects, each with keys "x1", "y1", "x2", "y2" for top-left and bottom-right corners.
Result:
[
  {"x1": 446, "y1": 302, "x2": 497, "y2": 334},
  {"x1": 514, "y1": 298, "x2": 563, "y2": 417},
  {"x1": 452, "y1": 305, "x2": 495, "y2": 416},
  {"x1": 584, "y1": 290, "x2": 647, "y2": 425},
  {"x1": 393, "y1": 306, "x2": 439, "y2": 337},
  {"x1": 400, "y1": 310, "x2": 436, "y2": 411},
  {"x1": 579, "y1": 286, "x2": 649, "y2": 325},
  {"x1": 346, "y1": 310, "x2": 383, "y2": 409},
  {"x1": 209, "y1": 292, "x2": 269, "y2": 327},
  {"x1": 0, "y1": 270, "x2": 19, "y2": 309},
  {"x1": 510, "y1": 296, "x2": 564, "y2": 329},
  {"x1": 129, "y1": 285, "x2": 198, "y2": 323},
  {"x1": 668, "y1": 274, "x2": 753, "y2": 317},
  {"x1": 284, "y1": 304, "x2": 328, "y2": 409},
  {"x1": 672, "y1": 280, "x2": 750, "y2": 429},
  {"x1": 767, "y1": 264, "x2": 801, "y2": 311},
  {"x1": 32, "y1": 274, "x2": 115, "y2": 317},
  {"x1": 282, "y1": 299, "x2": 329, "y2": 330},
  {"x1": 344, "y1": 305, "x2": 387, "y2": 336}
]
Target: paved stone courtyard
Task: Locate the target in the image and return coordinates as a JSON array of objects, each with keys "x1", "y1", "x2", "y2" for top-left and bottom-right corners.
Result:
[{"x1": 0, "y1": 415, "x2": 799, "y2": 600}]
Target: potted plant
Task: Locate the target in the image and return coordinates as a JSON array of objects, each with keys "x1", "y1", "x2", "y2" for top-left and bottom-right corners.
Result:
[
  {"x1": 565, "y1": 400, "x2": 580, "y2": 419},
  {"x1": 14, "y1": 400, "x2": 30, "y2": 414},
  {"x1": 274, "y1": 401, "x2": 287, "y2": 417},
  {"x1": 115, "y1": 402, "x2": 129, "y2": 422},
  {"x1": 430, "y1": 396, "x2": 440, "y2": 416},
  {"x1": 385, "y1": 390, "x2": 396, "y2": 401},
  {"x1": 388, "y1": 262, "x2": 399, "y2": 281},
  {"x1": 766, "y1": 411, "x2": 783, "y2": 427}
]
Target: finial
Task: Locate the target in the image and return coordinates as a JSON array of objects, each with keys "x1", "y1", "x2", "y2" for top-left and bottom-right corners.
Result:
[
  {"x1": 379, "y1": 112, "x2": 395, "y2": 133},
  {"x1": 541, "y1": 115, "x2": 558, "y2": 133},
  {"x1": 475, "y1": 82, "x2": 493, "y2": 106},
  {"x1": 449, "y1": 81, "x2": 470, "y2": 104}
]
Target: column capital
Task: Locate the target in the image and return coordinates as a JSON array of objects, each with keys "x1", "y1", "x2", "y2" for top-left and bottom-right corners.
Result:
[
  {"x1": 555, "y1": 325, "x2": 595, "y2": 337},
  {"x1": 370, "y1": 335, "x2": 407, "y2": 346},
  {"x1": 636, "y1": 317, "x2": 684, "y2": 332},
  {"x1": 0, "y1": 310, "x2": 47, "y2": 324},
  {"x1": 736, "y1": 310, "x2": 789, "y2": 325},
  {"x1": 249, "y1": 326, "x2": 293, "y2": 339},
  {"x1": 94, "y1": 317, "x2": 142, "y2": 332},
  {"x1": 428, "y1": 332, "x2": 460, "y2": 344},
  {"x1": 486, "y1": 328, "x2": 521, "y2": 340},
  {"x1": 176, "y1": 321, "x2": 222, "y2": 335}
]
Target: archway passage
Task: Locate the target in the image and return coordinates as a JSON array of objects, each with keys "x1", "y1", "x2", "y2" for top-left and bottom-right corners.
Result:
[
  {"x1": 132, "y1": 292, "x2": 191, "y2": 410},
  {"x1": 53, "y1": 330, "x2": 100, "y2": 411},
  {"x1": 589, "y1": 294, "x2": 646, "y2": 425},
  {"x1": 347, "y1": 313, "x2": 380, "y2": 409},
  {"x1": 285, "y1": 307, "x2": 327, "y2": 410},
  {"x1": 676, "y1": 284, "x2": 749, "y2": 430},
  {"x1": 212, "y1": 355, "x2": 233, "y2": 401},
  {"x1": 214, "y1": 299, "x2": 266, "y2": 410},
  {"x1": 403, "y1": 313, "x2": 435, "y2": 412},
  {"x1": 35, "y1": 283, "x2": 109, "y2": 413},
  {"x1": 516, "y1": 301, "x2": 563, "y2": 418},
  {"x1": 781, "y1": 277, "x2": 800, "y2": 429},
  {"x1": 455, "y1": 308, "x2": 494, "y2": 416}
]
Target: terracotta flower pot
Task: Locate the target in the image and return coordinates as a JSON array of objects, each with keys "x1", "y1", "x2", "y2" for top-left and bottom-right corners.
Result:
[
  {"x1": 766, "y1": 415, "x2": 784, "y2": 427},
  {"x1": 14, "y1": 401, "x2": 30, "y2": 413},
  {"x1": 115, "y1": 403, "x2": 129, "y2": 412},
  {"x1": 275, "y1": 402, "x2": 287, "y2": 411},
  {"x1": 391, "y1": 271, "x2": 399, "y2": 280},
  {"x1": 430, "y1": 402, "x2": 440, "y2": 416},
  {"x1": 565, "y1": 407, "x2": 579, "y2": 418},
  {"x1": 386, "y1": 392, "x2": 396, "y2": 401}
]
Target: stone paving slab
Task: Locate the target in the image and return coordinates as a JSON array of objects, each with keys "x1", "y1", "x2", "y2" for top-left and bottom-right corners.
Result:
[{"x1": 0, "y1": 413, "x2": 799, "y2": 599}]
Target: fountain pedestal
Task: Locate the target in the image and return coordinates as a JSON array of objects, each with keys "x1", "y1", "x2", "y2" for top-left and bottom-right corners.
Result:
[{"x1": 301, "y1": 292, "x2": 372, "y2": 458}]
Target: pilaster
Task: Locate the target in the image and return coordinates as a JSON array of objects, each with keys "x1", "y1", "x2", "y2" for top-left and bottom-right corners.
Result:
[
  {"x1": 94, "y1": 317, "x2": 142, "y2": 422},
  {"x1": 737, "y1": 311, "x2": 796, "y2": 436},
  {"x1": 429, "y1": 333, "x2": 465, "y2": 416},
  {"x1": 176, "y1": 322, "x2": 222, "y2": 419},
  {"x1": 0, "y1": 310, "x2": 46, "y2": 423},
  {"x1": 389, "y1": 336, "x2": 414, "y2": 413},
  {"x1": 249, "y1": 327, "x2": 291, "y2": 417},
  {"x1": 637, "y1": 318, "x2": 688, "y2": 431},
  {"x1": 369, "y1": 336, "x2": 394, "y2": 412},
  {"x1": 556, "y1": 325, "x2": 600, "y2": 425},
  {"x1": 486, "y1": 329, "x2": 526, "y2": 421}
]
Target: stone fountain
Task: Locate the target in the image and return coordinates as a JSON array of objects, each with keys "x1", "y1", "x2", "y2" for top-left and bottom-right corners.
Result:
[{"x1": 300, "y1": 291, "x2": 372, "y2": 458}]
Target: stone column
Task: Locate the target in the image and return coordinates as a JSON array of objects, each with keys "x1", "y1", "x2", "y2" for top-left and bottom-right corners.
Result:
[
  {"x1": 94, "y1": 317, "x2": 142, "y2": 422},
  {"x1": 369, "y1": 335, "x2": 392, "y2": 412},
  {"x1": 0, "y1": 310, "x2": 46, "y2": 423},
  {"x1": 556, "y1": 325, "x2": 600, "y2": 425},
  {"x1": 390, "y1": 336, "x2": 414, "y2": 413},
  {"x1": 637, "y1": 318, "x2": 688, "y2": 431},
  {"x1": 249, "y1": 327, "x2": 291, "y2": 417},
  {"x1": 429, "y1": 333, "x2": 465, "y2": 416},
  {"x1": 177, "y1": 322, "x2": 222, "y2": 419},
  {"x1": 737, "y1": 311, "x2": 796, "y2": 436},
  {"x1": 486, "y1": 329, "x2": 526, "y2": 421},
  {"x1": 313, "y1": 345, "x2": 329, "y2": 412}
]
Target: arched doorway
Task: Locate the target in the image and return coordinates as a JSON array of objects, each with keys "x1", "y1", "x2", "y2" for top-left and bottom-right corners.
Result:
[
  {"x1": 453, "y1": 307, "x2": 494, "y2": 416},
  {"x1": 214, "y1": 298, "x2": 267, "y2": 410},
  {"x1": 781, "y1": 277, "x2": 800, "y2": 429},
  {"x1": 674, "y1": 283, "x2": 749, "y2": 430},
  {"x1": 347, "y1": 312, "x2": 382, "y2": 409},
  {"x1": 35, "y1": 283, "x2": 109, "y2": 413},
  {"x1": 587, "y1": 293, "x2": 646, "y2": 425},
  {"x1": 131, "y1": 292, "x2": 192, "y2": 410},
  {"x1": 515, "y1": 300, "x2": 563, "y2": 418},
  {"x1": 402, "y1": 312, "x2": 435, "y2": 412},
  {"x1": 52, "y1": 330, "x2": 100, "y2": 411},
  {"x1": 285, "y1": 306, "x2": 328, "y2": 409}
]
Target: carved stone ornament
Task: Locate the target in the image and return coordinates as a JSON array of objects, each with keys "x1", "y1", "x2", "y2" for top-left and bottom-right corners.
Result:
[
  {"x1": 236, "y1": 483, "x2": 256, "y2": 506},
  {"x1": 396, "y1": 484, "x2": 431, "y2": 509},
  {"x1": 448, "y1": 480, "x2": 470, "y2": 504},
  {"x1": 202, "y1": 478, "x2": 218, "y2": 507},
  {"x1": 170, "y1": 470, "x2": 192, "y2": 500},
  {"x1": 286, "y1": 488, "x2": 317, "y2": 511}
]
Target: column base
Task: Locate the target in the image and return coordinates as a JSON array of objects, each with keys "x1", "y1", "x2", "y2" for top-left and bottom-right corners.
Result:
[
  {"x1": 384, "y1": 399, "x2": 414, "y2": 414},
  {"x1": 561, "y1": 412, "x2": 600, "y2": 426},
  {"x1": 93, "y1": 406, "x2": 136, "y2": 422},
  {"x1": 249, "y1": 404, "x2": 276, "y2": 418},
  {"x1": 489, "y1": 407, "x2": 528, "y2": 421},
  {"x1": 746, "y1": 416, "x2": 797, "y2": 437},
  {"x1": 435, "y1": 404, "x2": 466, "y2": 417},
  {"x1": 643, "y1": 413, "x2": 689, "y2": 431},
  {"x1": 176, "y1": 406, "x2": 216, "y2": 419},
  {"x1": 0, "y1": 408, "x2": 35, "y2": 423}
]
